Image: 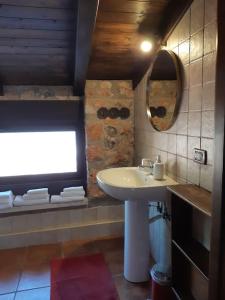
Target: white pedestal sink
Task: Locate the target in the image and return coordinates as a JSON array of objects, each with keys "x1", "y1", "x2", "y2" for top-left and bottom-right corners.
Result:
[{"x1": 97, "y1": 167, "x2": 177, "y2": 283}]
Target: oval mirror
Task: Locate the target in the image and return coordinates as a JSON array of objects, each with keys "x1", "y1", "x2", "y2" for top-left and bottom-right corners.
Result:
[{"x1": 146, "y1": 49, "x2": 182, "y2": 131}]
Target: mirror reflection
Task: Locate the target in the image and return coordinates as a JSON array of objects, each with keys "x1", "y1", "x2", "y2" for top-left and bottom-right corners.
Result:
[{"x1": 146, "y1": 50, "x2": 182, "y2": 131}]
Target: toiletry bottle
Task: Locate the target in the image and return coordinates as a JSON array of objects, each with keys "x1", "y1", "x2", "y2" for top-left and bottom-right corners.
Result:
[{"x1": 153, "y1": 155, "x2": 164, "y2": 180}]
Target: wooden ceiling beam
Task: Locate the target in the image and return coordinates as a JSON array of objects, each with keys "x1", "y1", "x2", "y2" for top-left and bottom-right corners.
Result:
[{"x1": 73, "y1": 0, "x2": 99, "y2": 96}]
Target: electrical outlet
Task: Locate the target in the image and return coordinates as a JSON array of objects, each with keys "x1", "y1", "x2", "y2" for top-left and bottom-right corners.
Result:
[{"x1": 193, "y1": 148, "x2": 207, "y2": 164}]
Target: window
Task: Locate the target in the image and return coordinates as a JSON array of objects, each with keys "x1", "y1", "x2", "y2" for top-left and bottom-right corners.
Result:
[
  {"x1": 0, "y1": 131, "x2": 77, "y2": 177},
  {"x1": 0, "y1": 100, "x2": 86, "y2": 194}
]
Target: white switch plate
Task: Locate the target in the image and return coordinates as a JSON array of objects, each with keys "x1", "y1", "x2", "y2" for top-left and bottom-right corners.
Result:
[{"x1": 194, "y1": 148, "x2": 207, "y2": 164}]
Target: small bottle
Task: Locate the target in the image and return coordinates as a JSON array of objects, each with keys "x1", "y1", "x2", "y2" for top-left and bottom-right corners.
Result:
[{"x1": 153, "y1": 155, "x2": 164, "y2": 180}]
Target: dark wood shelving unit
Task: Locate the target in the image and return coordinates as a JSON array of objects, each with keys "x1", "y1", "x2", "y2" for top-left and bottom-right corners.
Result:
[
  {"x1": 172, "y1": 238, "x2": 209, "y2": 279},
  {"x1": 172, "y1": 287, "x2": 196, "y2": 300},
  {"x1": 168, "y1": 184, "x2": 212, "y2": 300}
]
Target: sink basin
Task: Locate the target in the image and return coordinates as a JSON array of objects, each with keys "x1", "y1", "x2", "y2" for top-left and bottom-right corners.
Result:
[
  {"x1": 97, "y1": 167, "x2": 177, "y2": 201},
  {"x1": 97, "y1": 167, "x2": 178, "y2": 283}
]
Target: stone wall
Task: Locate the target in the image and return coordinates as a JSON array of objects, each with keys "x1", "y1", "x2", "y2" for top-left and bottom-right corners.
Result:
[{"x1": 85, "y1": 81, "x2": 134, "y2": 197}]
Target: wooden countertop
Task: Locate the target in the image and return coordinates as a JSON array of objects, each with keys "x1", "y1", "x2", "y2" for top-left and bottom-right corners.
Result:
[{"x1": 167, "y1": 184, "x2": 212, "y2": 217}]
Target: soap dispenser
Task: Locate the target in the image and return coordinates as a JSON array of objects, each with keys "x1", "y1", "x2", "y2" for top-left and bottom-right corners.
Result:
[{"x1": 153, "y1": 155, "x2": 164, "y2": 180}]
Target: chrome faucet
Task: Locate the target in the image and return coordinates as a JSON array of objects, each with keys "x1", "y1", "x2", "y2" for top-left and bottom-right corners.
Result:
[{"x1": 138, "y1": 158, "x2": 154, "y2": 175}]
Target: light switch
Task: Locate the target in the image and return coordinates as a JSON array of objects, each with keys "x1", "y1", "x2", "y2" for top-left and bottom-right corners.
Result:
[{"x1": 193, "y1": 148, "x2": 207, "y2": 164}]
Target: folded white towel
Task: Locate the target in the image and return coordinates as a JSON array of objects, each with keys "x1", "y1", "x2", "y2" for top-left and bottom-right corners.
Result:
[
  {"x1": 51, "y1": 195, "x2": 86, "y2": 204},
  {"x1": 23, "y1": 193, "x2": 50, "y2": 201},
  {"x1": 0, "y1": 202, "x2": 12, "y2": 210},
  {"x1": 60, "y1": 191, "x2": 85, "y2": 198},
  {"x1": 14, "y1": 195, "x2": 49, "y2": 207},
  {"x1": 63, "y1": 186, "x2": 84, "y2": 192},
  {"x1": 51, "y1": 195, "x2": 63, "y2": 203},
  {"x1": 0, "y1": 198, "x2": 11, "y2": 204},
  {"x1": 23, "y1": 194, "x2": 49, "y2": 202},
  {"x1": 27, "y1": 188, "x2": 48, "y2": 195},
  {"x1": 62, "y1": 195, "x2": 85, "y2": 202},
  {"x1": 0, "y1": 190, "x2": 14, "y2": 202}
]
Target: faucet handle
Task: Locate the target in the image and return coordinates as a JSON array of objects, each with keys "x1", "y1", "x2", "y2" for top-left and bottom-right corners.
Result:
[{"x1": 141, "y1": 158, "x2": 153, "y2": 167}]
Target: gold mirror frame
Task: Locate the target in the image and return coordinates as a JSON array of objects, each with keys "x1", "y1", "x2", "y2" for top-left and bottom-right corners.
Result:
[{"x1": 146, "y1": 49, "x2": 183, "y2": 132}]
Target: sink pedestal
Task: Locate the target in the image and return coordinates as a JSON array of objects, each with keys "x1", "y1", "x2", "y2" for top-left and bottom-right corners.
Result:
[
  {"x1": 97, "y1": 167, "x2": 178, "y2": 283},
  {"x1": 124, "y1": 199, "x2": 150, "y2": 282}
]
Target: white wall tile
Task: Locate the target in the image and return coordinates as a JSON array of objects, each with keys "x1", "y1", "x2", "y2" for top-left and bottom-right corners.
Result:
[
  {"x1": 83, "y1": 207, "x2": 97, "y2": 224},
  {"x1": 177, "y1": 113, "x2": 188, "y2": 135},
  {"x1": 41, "y1": 211, "x2": 57, "y2": 229},
  {"x1": 190, "y1": 58, "x2": 203, "y2": 87},
  {"x1": 187, "y1": 159, "x2": 200, "y2": 185},
  {"x1": 202, "y1": 110, "x2": 215, "y2": 138},
  {"x1": 12, "y1": 215, "x2": 27, "y2": 233},
  {"x1": 183, "y1": 65, "x2": 190, "y2": 89},
  {"x1": 204, "y1": 22, "x2": 217, "y2": 54},
  {"x1": 202, "y1": 81, "x2": 215, "y2": 110},
  {"x1": 188, "y1": 136, "x2": 201, "y2": 159},
  {"x1": 167, "y1": 134, "x2": 177, "y2": 154},
  {"x1": 191, "y1": 0, "x2": 204, "y2": 34},
  {"x1": 180, "y1": 89, "x2": 189, "y2": 112},
  {"x1": 190, "y1": 30, "x2": 204, "y2": 61},
  {"x1": 177, "y1": 135, "x2": 188, "y2": 157},
  {"x1": 200, "y1": 164, "x2": 214, "y2": 191},
  {"x1": 188, "y1": 112, "x2": 201, "y2": 137},
  {"x1": 179, "y1": 40, "x2": 190, "y2": 64},
  {"x1": 205, "y1": 0, "x2": 217, "y2": 25},
  {"x1": 189, "y1": 85, "x2": 202, "y2": 111},
  {"x1": 70, "y1": 209, "x2": 84, "y2": 225},
  {"x1": 201, "y1": 138, "x2": 214, "y2": 165},
  {"x1": 177, "y1": 156, "x2": 188, "y2": 181},
  {"x1": 178, "y1": 10, "x2": 191, "y2": 43},
  {"x1": 0, "y1": 217, "x2": 12, "y2": 234},
  {"x1": 203, "y1": 52, "x2": 216, "y2": 84},
  {"x1": 167, "y1": 153, "x2": 177, "y2": 177}
]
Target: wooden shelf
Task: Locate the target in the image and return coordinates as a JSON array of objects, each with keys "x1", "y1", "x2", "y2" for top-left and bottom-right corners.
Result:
[
  {"x1": 172, "y1": 239, "x2": 209, "y2": 279},
  {"x1": 167, "y1": 184, "x2": 212, "y2": 217},
  {"x1": 170, "y1": 184, "x2": 211, "y2": 300},
  {"x1": 172, "y1": 244, "x2": 209, "y2": 300},
  {"x1": 172, "y1": 287, "x2": 196, "y2": 300}
]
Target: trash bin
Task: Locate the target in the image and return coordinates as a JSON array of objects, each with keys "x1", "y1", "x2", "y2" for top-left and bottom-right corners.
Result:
[{"x1": 150, "y1": 264, "x2": 172, "y2": 300}]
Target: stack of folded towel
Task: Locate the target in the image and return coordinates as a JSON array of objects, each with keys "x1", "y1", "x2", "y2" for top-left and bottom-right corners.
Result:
[
  {"x1": 14, "y1": 188, "x2": 50, "y2": 207},
  {"x1": 0, "y1": 190, "x2": 14, "y2": 210},
  {"x1": 51, "y1": 186, "x2": 86, "y2": 204}
]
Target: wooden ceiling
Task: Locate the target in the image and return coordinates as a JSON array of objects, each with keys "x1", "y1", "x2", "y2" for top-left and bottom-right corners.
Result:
[
  {"x1": 0, "y1": 0, "x2": 192, "y2": 94},
  {"x1": 88, "y1": 0, "x2": 170, "y2": 80},
  {"x1": 0, "y1": 0, "x2": 76, "y2": 85}
]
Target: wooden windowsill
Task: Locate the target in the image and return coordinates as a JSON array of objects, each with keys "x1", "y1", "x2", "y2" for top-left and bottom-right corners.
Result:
[{"x1": 0, "y1": 196, "x2": 123, "y2": 217}]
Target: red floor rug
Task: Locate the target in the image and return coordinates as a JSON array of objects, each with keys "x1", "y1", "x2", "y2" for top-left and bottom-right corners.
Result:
[{"x1": 50, "y1": 253, "x2": 119, "y2": 300}]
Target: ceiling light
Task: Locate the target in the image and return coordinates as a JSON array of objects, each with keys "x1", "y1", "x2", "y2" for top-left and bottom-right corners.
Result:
[{"x1": 140, "y1": 40, "x2": 153, "y2": 53}]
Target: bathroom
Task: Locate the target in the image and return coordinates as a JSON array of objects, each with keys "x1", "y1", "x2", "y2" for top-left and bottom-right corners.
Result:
[{"x1": 0, "y1": 0, "x2": 224, "y2": 299}]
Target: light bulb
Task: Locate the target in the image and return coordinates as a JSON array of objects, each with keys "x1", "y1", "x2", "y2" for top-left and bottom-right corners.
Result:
[{"x1": 140, "y1": 40, "x2": 153, "y2": 53}]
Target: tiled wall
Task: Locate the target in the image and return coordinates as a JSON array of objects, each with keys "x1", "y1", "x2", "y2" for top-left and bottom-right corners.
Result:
[
  {"x1": 134, "y1": 0, "x2": 217, "y2": 262},
  {"x1": 0, "y1": 205, "x2": 124, "y2": 249},
  {"x1": 135, "y1": 0, "x2": 216, "y2": 191}
]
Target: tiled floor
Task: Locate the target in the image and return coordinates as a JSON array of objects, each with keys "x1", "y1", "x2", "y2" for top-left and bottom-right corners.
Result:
[{"x1": 0, "y1": 237, "x2": 151, "y2": 300}]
